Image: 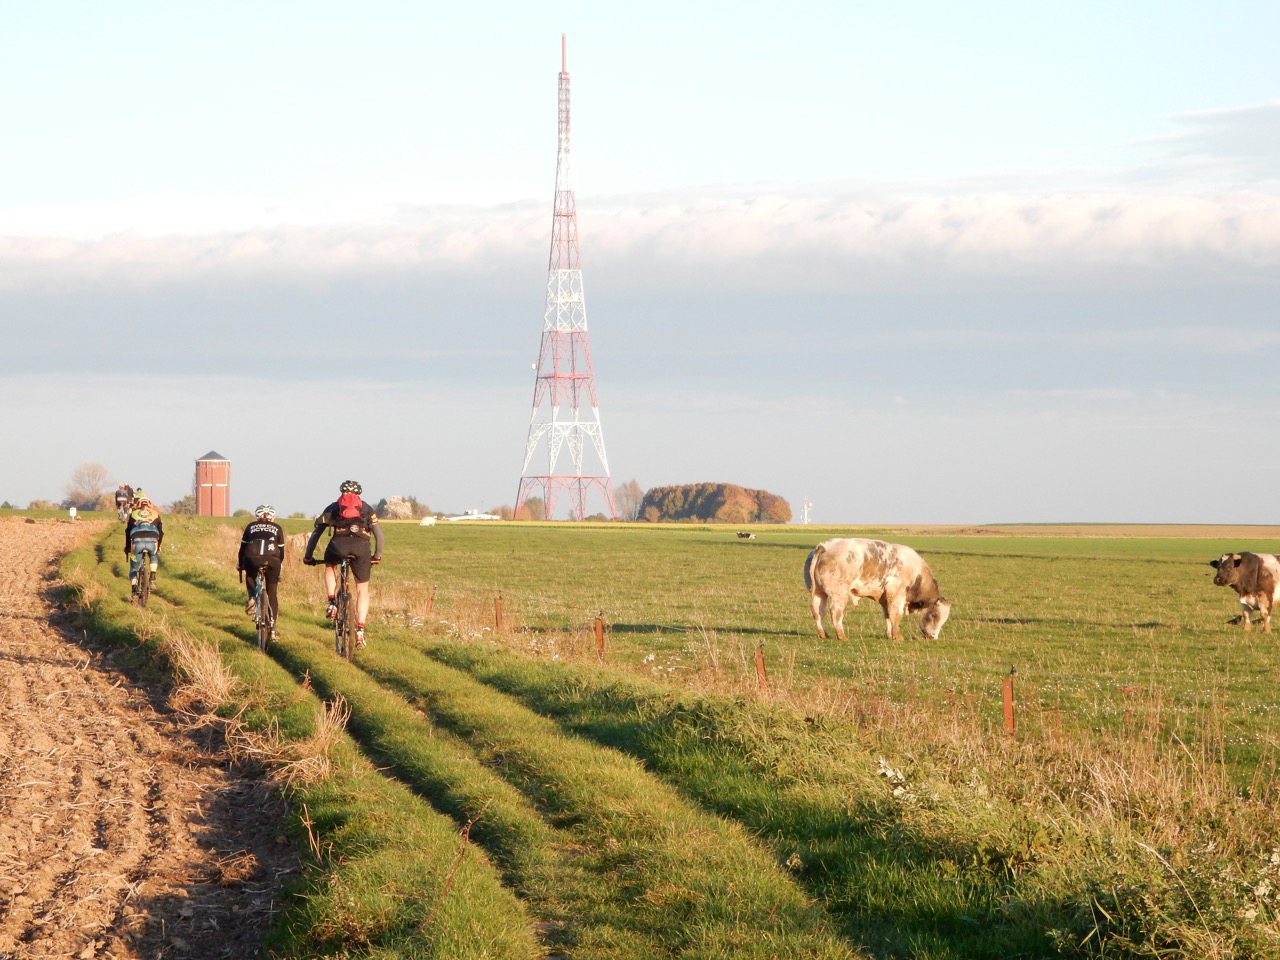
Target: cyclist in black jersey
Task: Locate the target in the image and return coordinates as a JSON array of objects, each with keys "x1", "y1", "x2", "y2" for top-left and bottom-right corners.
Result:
[
  {"x1": 238, "y1": 504, "x2": 285, "y2": 636},
  {"x1": 303, "y1": 480, "x2": 384, "y2": 649}
]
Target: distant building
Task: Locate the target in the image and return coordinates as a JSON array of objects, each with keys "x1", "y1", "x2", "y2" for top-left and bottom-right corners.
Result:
[
  {"x1": 447, "y1": 509, "x2": 503, "y2": 522},
  {"x1": 195, "y1": 451, "x2": 230, "y2": 516}
]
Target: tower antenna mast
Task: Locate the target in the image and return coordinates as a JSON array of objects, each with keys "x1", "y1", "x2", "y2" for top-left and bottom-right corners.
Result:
[{"x1": 515, "y1": 36, "x2": 618, "y2": 521}]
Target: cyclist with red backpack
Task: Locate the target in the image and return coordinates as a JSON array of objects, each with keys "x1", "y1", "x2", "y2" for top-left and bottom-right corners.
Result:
[{"x1": 303, "y1": 480, "x2": 384, "y2": 648}]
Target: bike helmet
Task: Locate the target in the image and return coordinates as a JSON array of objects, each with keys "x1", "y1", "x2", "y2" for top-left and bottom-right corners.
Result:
[
  {"x1": 255, "y1": 504, "x2": 276, "y2": 520},
  {"x1": 134, "y1": 496, "x2": 151, "y2": 507},
  {"x1": 340, "y1": 480, "x2": 362, "y2": 495}
]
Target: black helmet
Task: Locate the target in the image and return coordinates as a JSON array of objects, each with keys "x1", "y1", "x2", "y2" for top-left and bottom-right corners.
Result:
[{"x1": 340, "y1": 480, "x2": 362, "y2": 495}]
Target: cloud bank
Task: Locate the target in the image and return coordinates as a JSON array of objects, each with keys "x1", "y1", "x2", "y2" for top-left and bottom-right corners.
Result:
[{"x1": 3, "y1": 183, "x2": 1278, "y2": 297}]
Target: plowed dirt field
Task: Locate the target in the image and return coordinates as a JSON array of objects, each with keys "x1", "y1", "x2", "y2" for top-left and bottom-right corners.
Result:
[{"x1": 0, "y1": 518, "x2": 296, "y2": 959}]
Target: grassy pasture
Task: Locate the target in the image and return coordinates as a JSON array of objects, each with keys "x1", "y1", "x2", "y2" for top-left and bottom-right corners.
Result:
[
  {"x1": 58, "y1": 516, "x2": 1280, "y2": 958},
  {"x1": 381, "y1": 521, "x2": 1280, "y2": 776}
]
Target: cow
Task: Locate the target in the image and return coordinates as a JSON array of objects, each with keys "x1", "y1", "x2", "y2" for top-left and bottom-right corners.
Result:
[
  {"x1": 1209, "y1": 552, "x2": 1280, "y2": 633},
  {"x1": 804, "y1": 538, "x2": 951, "y2": 642}
]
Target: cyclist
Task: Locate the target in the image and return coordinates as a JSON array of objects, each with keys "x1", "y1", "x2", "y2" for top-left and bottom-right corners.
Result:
[
  {"x1": 123, "y1": 495, "x2": 164, "y2": 594},
  {"x1": 113, "y1": 483, "x2": 133, "y2": 521},
  {"x1": 303, "y1": 480, "x2": 383, "y2": 649},
  {"x1": 238, "y1": 504, "x2": 285, "y2": 639}
]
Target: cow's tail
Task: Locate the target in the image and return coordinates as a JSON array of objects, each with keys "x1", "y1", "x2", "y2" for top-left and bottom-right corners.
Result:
[{"x1": 804, "y1": 544, "x2": 826, "y2": 593}]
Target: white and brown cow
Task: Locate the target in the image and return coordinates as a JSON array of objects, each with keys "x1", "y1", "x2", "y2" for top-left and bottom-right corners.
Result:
[
  {"x1": 804, "y1": 538, "x2": 951, "y2": 642},
  {"x1": 1209, "y1": 552, "x2": 1280, "y2": 633}
]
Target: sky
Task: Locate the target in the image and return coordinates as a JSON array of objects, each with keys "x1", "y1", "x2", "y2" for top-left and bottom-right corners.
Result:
[{"x1": 3, "y1": 0, "x2": 1279, "y2": 523}]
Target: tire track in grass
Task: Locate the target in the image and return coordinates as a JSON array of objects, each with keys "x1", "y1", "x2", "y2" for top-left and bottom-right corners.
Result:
[
  {"x1": 345, "y1": 642, "x2": 862, "y2": 960},
  {"x1": 408, "y1": 639, "x2": 1057, "y2": 959}
]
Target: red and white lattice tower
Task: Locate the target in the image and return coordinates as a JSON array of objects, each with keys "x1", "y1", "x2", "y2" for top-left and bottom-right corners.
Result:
[{"x1": 516, "y1": 36, "x2": 617, "y2": 521}]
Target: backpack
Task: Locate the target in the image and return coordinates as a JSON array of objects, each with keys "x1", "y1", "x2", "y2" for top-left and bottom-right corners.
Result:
[{"x1": 331, "y1": 494, "x2": 371, "y2": 538}]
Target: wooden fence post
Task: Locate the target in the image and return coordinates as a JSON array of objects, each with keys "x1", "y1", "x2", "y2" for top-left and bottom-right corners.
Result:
[
  {"x1": 426, "y1": 584, "x2": 436, "y2": 615},
  {"x1": 1003, "y1": 667, "x2": 1017, "y2": 735},
  {"x1": 754, "y1": 644, "x2": 769, "y2": 689},
  {"x1": 495, "y1": 594, "x2": 504, "y2": 632},
  {"x1": 594, "y1": 614, "x2": 605, "y2": 661}
]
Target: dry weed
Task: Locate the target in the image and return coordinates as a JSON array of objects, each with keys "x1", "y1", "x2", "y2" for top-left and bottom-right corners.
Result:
[
  {"x1": 157, "y1": 617, "x2": 240, "y2": 715},
  {"x1": 267, "y1": 695, "x2": 350, "y2": 789}
]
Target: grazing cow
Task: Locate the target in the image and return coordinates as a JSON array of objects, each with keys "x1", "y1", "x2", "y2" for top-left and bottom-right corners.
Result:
[
  {"x1": 804, "y1": 538, "x2": 951, "y2": 642},
  {"x1": 1209, "y1": 552, "x2": 1280, "y2": 633},
  {"x1": 737, "y1": 531, "x2": 756, "y2": 539}
]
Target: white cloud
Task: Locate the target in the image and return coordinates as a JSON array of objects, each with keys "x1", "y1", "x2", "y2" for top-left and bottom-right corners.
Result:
[{"x1": 2, "y1": 184, "x2": 1279, "y2": 297}]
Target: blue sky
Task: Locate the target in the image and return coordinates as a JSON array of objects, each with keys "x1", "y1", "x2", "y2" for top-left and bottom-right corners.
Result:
[{"x1": 3, "y1": 1, "x2": 1278, "y2": 522}]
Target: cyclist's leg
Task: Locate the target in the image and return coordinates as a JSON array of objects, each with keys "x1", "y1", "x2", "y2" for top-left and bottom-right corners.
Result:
[
  {"x1": 355, "y1": 580, "x2": 371, "y2": 626},
  {"x1": 263, "y1": 557, "x2": 282, "y2": 620},
  {"x1": 348, "y1": 543, "x2": 373, "y2": 641},
  {"x1": 322, "y1": 539, "x2": 352, "y2": 617},
  {"x1": 130, "y1": 541, "x2": 153, "y2": 582},
  {"x1": 243, "y1": 560, "x2": 260, "y2": 611}
]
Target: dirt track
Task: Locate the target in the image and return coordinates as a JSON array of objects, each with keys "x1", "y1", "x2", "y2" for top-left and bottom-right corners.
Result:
[{"x1": 0, "y1": 519, "x2": 297, "y2": 959}]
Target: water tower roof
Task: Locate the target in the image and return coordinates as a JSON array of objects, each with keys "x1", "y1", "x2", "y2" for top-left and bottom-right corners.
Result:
[{"x1": 197, "y1": 450, "x2": 229, "y2": 462}]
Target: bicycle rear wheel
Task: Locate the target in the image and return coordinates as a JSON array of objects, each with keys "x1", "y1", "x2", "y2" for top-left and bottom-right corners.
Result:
[
  {"x1": 136, "y1": 553, "x2": 151, "y2": 607},
  {"x1": 255, "y1": 575, "x2": 272, "y2": 651},
  {"x1": 334, "y1": 589, "x2": 352, "y2": 660}
]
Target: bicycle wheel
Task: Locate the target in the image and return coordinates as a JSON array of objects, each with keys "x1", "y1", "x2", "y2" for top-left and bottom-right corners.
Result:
[
  {"x1": 334, "y1": 588, "x2": 351, "y2": 660},
  {"x1": 255, "y1": 574, "x2": 272, "y2": 651},
  {"x1": 137, "y1": 553, "x2": 151, "y2": 607}
]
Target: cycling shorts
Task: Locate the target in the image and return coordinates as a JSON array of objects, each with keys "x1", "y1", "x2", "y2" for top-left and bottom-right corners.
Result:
[{"x1": 324, "y1": 535, "x2": 373, "y2": 583}]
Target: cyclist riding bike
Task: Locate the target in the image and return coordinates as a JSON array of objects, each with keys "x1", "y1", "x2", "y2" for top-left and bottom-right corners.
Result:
[
  {"x1": 114, "y1": 483, "x2": 133, "y2": 519},
  {"x1": 238, "y1": 504, "x2": 286, "y2": 639},
  {"x1": 303, "y1": 480, "x2": 383, "y2": 649},
  {"x1": 124, "y1": 495, "x2": 164, "y2": 593}
]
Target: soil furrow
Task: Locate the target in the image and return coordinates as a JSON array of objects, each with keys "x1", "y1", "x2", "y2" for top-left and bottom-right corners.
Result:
[{"x1": 0, "y1": 517, "x2": 297, "y2": 959}]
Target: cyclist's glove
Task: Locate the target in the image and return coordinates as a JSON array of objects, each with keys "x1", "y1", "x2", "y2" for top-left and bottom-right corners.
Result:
[{"x1": 303, "y1": 556, "x2": 319, "y2": 566}]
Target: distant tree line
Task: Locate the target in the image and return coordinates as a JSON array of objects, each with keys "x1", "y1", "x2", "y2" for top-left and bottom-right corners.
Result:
[{"x1": 639, "y1": 483, "x2": 791, "y2": 524}]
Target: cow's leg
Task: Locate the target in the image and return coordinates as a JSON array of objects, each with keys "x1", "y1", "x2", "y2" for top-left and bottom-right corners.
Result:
[
  {"x1": 1241, "y1": 597, "x2": 1254, "y2": 630},
  {"x1": 1261, "y1": 596, "x2": 1273, "y2": 634},
  {"x1": 810, "y1": 589, "x2": 828, "y2": 640},
  {"x1": 882, "y1": 594, "x2": 906, "y2": 641},
  {"x1": 829, "y1": 595, "x2": 849, "y2": 642}
]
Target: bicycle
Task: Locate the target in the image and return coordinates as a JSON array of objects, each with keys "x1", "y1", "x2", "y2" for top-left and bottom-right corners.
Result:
[
  {"x1": 132, "y1": 547, "x2": 153, "y2": 607},
  {"x1": 251, "y1": 567, "x2": 275, "y2": 652},
  {"x1": 332, "y1": 558, "x2": 356, "y2": 660},
  {"x1": 116, "y1": 500, "x2": 131, "y2": 523}
]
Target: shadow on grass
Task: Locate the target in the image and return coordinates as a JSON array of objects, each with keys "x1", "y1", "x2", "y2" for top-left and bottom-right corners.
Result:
[
  {"x1": 166, "y1": 567, "x2": 244, "y2": 606},
  {"x1": 971, "y1": 616, "x2": 1174, "y2": 630}
]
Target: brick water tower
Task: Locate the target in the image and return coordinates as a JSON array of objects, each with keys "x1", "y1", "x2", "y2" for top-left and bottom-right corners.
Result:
[{"x1": 194, "y1": 451, "x2": 230, "y2": 516}]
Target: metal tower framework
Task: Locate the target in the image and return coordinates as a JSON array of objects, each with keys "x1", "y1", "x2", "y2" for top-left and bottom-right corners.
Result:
[{"x1": 516, "y1": 36, "x2": 617, "y2": 521}]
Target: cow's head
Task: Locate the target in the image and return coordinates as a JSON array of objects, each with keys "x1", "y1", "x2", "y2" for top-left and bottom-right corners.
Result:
[
  {"x1": 918, "y1": 597, "x2": 952, "y2": 640},
  {"x1": 1210, "y1": 554, "x2": 1243, "y2": 587}
]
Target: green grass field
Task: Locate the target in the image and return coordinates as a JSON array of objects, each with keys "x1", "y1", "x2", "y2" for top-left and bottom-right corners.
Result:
[{"x1": 60, "y1": 517, "x2": 1280, "y2": 959}]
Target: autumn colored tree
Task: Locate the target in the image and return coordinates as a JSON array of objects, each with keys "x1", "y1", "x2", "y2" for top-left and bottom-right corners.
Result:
[
  {"x1": 517, "y1": 497, "x2": 546, "y2": 521},
  {"x1": 638, "y1": 483, "x2": 792, "y2": 523}
]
